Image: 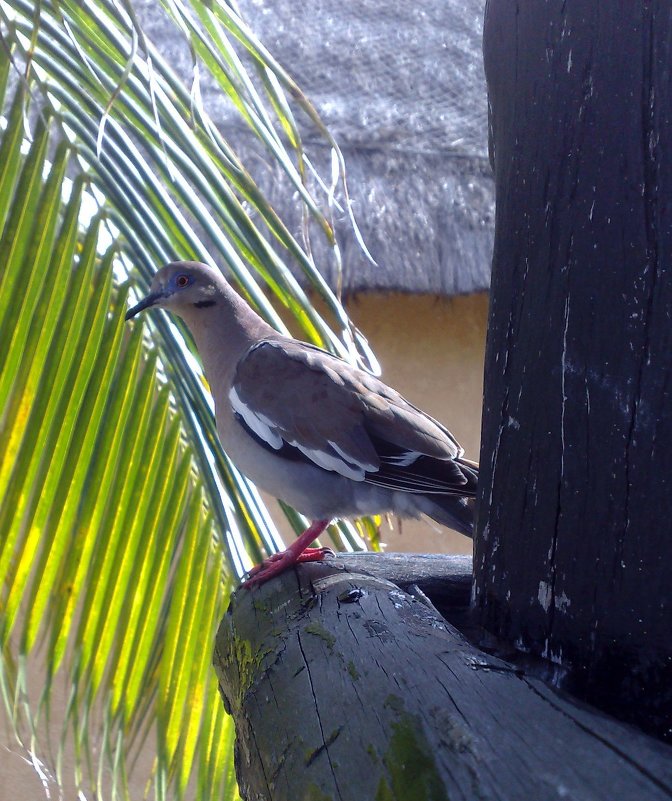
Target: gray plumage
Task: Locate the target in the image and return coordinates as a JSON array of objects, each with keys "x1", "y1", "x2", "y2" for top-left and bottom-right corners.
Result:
[{"x1": 126, "y1": 261, "x2": 478, "y2": 575}]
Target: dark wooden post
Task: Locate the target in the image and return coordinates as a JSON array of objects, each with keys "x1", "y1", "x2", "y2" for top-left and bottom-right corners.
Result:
[{"x1": 474, "y1": 0, "x2": 672, "y2": 739}]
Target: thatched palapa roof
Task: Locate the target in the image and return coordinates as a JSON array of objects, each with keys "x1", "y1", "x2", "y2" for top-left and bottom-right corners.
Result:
[{"x1": 138, "y1": 0, "x2": 493, "y2": 296}]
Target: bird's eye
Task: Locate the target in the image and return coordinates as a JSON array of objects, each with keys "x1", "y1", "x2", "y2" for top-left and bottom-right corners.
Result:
[{"x1": 175, "y1": 274, "x2": 190, "y2": 288}]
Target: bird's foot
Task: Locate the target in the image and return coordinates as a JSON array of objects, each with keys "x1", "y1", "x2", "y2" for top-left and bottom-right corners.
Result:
[
  {"x1": 242, "y1": 547, "x2": 333, "y2": 588},
  {"x1": 242, "y1": 520, "x2": 331, "y2": 589},
  {"x1": 296, "y1": 546, "x2": 335, "y2": 562}
]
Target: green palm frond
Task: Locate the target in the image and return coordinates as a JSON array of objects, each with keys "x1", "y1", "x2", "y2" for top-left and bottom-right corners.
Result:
[
  {"x1": 0, "y1": 97, "x2": 237, "y2": 799},
  {"x1": 4, "y1": 0, "x2": 372, "y2": 557},
  {"x1": 0, "y1": 1, "x2": 377, "y2": 798}
]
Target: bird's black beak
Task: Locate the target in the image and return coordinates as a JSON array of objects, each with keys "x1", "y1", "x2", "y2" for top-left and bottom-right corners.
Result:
[{"x1": 125, "y1": 290, "x2": 165, "y2": 321}]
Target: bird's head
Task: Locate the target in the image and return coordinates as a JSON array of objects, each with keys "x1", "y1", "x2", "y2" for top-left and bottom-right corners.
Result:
[{"x1": 125, "y1": 261, "x2": 223, "y2": 321}]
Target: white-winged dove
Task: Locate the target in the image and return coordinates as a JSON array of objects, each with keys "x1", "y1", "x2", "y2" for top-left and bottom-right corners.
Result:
[{"x1": 126, "y1": 261, "x2": 478, "y2": 587}]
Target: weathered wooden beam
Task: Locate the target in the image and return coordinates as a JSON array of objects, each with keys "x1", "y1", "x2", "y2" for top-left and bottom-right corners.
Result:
[
  {"x1": 475, "y1": 0, "x2": 672, "y2": 738},
  {"x1": 215, "y1": 554, "x2": 672, "y2": 801}
]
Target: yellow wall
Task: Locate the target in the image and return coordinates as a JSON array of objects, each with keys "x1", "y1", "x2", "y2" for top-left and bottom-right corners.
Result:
[{"x1": 267, "y1": 290, "x2": 489, "y2": 556}]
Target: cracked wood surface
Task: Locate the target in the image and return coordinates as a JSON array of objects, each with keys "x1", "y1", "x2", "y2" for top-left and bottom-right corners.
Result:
[
  {"x1": 475, "y1": 0, "x2": 672, "y2": 738},
  {"x1": 214, "y1": 554, "x2": 672, "y2": 801}
]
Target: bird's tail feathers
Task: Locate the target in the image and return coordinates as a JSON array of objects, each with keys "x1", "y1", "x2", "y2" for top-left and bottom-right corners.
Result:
[
  {"x1": 417, "y1": 494, "x2": 475, "y2": 538},
  {"x1": 416, "y1": 456, "x2": 478, "y2": 537},
  {"x1": 455, "y1": 456, "x2": 478, "y2": 497}
]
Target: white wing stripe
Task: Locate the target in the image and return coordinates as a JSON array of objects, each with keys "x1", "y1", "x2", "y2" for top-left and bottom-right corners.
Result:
[
  {"x1": 229, "y1": 387, "x2": 283, "y2": 450},
  {"x1": 381, "y1": 450, "x2": 422, "y2": 467},
  {"x1": 290, "y1": 440, "x2": 366, "y2": 482},
  {"x1": 328, "y1": 439, "x2": 378, "y2": 472},
  {"x1": 231, "y1": 386, "x2": 370, "y2": 480}
]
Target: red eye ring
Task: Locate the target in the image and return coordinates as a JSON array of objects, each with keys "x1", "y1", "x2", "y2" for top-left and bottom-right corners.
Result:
[{"x1": 175, "y1": 274, "x2": 190, "y2": 288}]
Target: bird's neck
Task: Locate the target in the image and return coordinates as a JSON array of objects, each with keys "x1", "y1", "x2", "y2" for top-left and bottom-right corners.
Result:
[{"x1": 181, "y1": 283, "x2": 277, "y2": 393}]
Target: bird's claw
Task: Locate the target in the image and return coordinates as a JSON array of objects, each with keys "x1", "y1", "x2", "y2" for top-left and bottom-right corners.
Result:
[
  {"x1": 242, "y1": 546, "x2": 334, "y2": 589},
  {"x1": 296, "y1": 546, "x2": 335, "y2": 562}
]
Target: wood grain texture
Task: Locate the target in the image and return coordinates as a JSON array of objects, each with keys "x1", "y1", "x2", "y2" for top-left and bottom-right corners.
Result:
[
  {"x1": 476, "y1": 0, "x2": 672, "y2": 738},
  {"x1": 215, "y1": 554, "x2": 672, "y2": 801}
]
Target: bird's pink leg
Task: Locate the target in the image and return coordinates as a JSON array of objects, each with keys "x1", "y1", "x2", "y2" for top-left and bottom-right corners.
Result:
[{"x1": 242, "y1": 519, "x2": 332, "y2": 589}]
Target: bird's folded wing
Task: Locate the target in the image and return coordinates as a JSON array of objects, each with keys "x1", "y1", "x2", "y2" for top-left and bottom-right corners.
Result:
[{"x1": 230, "y1": 339, "x2": 471, "y2": 493}]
